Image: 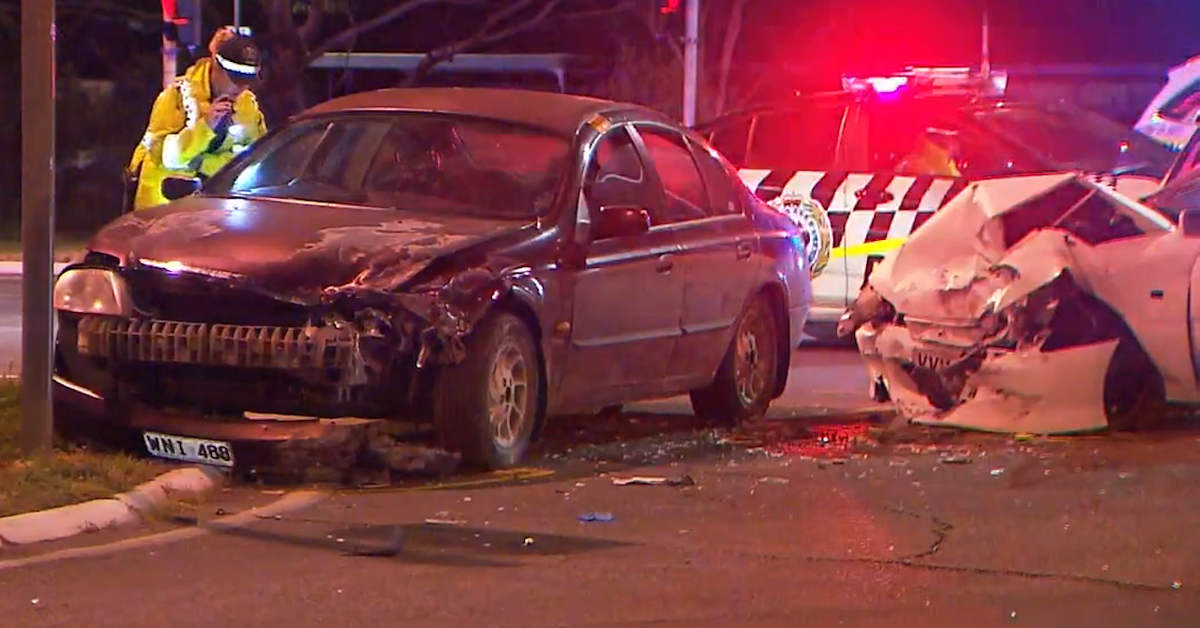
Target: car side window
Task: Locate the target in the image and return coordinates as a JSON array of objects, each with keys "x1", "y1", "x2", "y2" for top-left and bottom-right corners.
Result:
[
  {"x1": 638, "y1": 128, "x2": 710, "y2": 223},
  {"x1": 746, "y1": 107, "x2": 843, "y2": 171},
  {"x1": 689, "y1": 140, "x2": 744, "y2": 215},
  {"x1": 583, "y1": 127, "x2": 654, "y2": 219}
]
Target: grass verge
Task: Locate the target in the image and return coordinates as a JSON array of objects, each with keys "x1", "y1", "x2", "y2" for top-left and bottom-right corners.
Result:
[
  {"x1": 0, "y1": 382, "x2": 164, "y2": 518},
  {"x1": 0, "y1": 236, "x2": 89, "y2": 263}
]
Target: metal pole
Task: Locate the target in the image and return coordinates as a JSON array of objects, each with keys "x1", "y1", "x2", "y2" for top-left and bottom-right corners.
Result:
[
  {"x1": 682, "y1": 0, "x2": 699, "y2": 126},
  {"x1": 20, "y1": 0, "x2": 56, "y2": 456},
  {"x1": 234, "y1": 0, "x2": 242, "y2": 29},
  {"x1": 161, "y1": 1, "x2": 177, "y2": 89}
]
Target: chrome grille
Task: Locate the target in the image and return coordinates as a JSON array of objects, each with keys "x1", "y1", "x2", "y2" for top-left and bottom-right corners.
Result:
[{"x1": 76, "y1": 316, "x2": 358, "y2": 370}]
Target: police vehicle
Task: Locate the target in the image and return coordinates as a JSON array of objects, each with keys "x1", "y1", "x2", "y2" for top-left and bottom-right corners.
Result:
[{"x1": 696, "y1": 66, "x2": 1176, "y2": 329}]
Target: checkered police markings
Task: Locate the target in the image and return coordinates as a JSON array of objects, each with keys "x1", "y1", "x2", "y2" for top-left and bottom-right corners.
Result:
[{"x1": 739, "y1": 169, "x2": 969, "y2": 308}]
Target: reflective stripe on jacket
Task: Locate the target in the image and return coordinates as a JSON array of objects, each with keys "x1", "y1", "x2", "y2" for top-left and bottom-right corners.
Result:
[{"x1": 127, "y1": 57, "x2": 267, "y2": 210}]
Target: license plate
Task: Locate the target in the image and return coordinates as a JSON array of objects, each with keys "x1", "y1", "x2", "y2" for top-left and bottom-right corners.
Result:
[
  {"x1": 143, "y1": 432, "x2": 235, "y2": 468},
  {"x1": 913, "y1": 349, "x2": 952, "y2": 370}
]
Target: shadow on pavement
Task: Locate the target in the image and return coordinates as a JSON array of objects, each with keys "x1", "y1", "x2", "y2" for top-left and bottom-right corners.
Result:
[{"x1": 168, "y1": 516, "x2": 632, "y2": 568}]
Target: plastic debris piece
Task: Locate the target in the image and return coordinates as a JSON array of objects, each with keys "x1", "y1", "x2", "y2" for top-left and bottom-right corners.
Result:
[
  {"x1": 757, "y1": 477, "x2": 790, "y2": 484},
  {"x1": 990, "y1": 468, "x2": 1006, "y2": 476},
  {"x1": 1173, "y1": 581, "x2": 1183, "y2": 589},
  {"x1": 612, "y1": 475, "x2": 696, "y2": 487},
  {"x1": 940, "y1": 455, "x2": 972, "y2": 464},
  {"x1": 523, "y1": 537, "x2": 535, "y2": 546},
  {"x1": 424, "y1": 518, "x2": 466, "y2": 526},
  {"x1": 578, "y1": 512, "x2": 615, "y2": 523}
]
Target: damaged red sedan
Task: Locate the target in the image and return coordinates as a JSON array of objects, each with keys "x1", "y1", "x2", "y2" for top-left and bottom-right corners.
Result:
[{"x1": 51, "y1": 88, "x2": 812, "y2": 472}]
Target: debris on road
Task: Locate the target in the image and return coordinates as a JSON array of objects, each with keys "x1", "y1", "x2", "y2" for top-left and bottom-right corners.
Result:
[
  {"x1": 756, "y1": 477, "x2": 790, "y2": 485},
  {"x1": 990, "y1": 468, "x2": 1006, "y2": 476},
  {"x1": 939, "y1": 455, "x2": 972, "y2": 465},
  {"x1": 578, "y1": 512, "x2": 615, "y2": 523},
  {"x1": 611, "y1": 475, "x2": 696, "y2": 487},
  {"x1": 364, "y1": 436, "x2": 461, "y2": 477},
  {"x1": 424, "y1": 517, "x2": 466, "y2": 526}
]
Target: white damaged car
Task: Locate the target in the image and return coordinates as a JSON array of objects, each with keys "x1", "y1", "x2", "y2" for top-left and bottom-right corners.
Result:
[{"x1": 837, "y1": 171, "x2": 1200, "y2": 434}]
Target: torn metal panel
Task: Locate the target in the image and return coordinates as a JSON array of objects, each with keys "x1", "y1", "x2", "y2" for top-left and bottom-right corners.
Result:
[
  {"x1": 844, "y1": 172, "x2": 1200, "y2": 433},
  {"x1": 921, "y1": 340, "x2": 1117, "y2": 434}
]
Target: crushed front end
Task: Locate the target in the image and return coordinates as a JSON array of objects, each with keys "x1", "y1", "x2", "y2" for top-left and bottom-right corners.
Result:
[
  {"x1": 51, "y1": 253, "x2": 501, "y2": 474},
  {"x1": 842, "y1": 274, "x2": 1127, "y2": 434}
]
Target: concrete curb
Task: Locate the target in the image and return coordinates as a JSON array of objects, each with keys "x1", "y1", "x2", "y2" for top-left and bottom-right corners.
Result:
[
  {"x1": 0, "y1": 262, "x2": 69, "y2": 276},
  {"x1": 0, "y1": 466, "x2": 225, "y2": 548}
]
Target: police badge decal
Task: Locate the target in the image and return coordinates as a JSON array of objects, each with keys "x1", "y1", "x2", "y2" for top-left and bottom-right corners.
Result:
[{"x1": 769, "y1": 193, "x2": 833, "y2": 277}]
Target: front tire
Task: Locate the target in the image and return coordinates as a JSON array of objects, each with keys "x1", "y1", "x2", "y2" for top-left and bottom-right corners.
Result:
[
  {"x1": 433, "y1": 312, "x2": 542, "y2": 470},
  {"x1": 690, "y1": 294, "x2": 780, "y2": 425}
]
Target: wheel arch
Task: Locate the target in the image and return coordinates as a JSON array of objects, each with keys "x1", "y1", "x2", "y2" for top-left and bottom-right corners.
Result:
[{"x1": 756, "y1": 281, "x2": 791, "y2": 400}]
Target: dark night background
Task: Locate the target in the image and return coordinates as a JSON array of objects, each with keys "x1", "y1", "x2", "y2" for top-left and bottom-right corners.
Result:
[{"x1": 0, "y1": 0, "x2": 1196, "y2": 237}]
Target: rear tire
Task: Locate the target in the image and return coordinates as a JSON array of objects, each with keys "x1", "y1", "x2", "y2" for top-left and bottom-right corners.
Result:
[
  {"x1": 433, "y1": 312, "x2": 542, "y2": 470},
  {"x1": 690, "y1": 294, "x2": 780, "y2": 425}
]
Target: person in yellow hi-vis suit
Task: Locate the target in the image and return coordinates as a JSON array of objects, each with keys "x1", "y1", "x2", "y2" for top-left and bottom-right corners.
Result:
[
  {"x1": 125, "y1": 27, "x2": 268, "y2": 211},
  {"x1": 896, "y1": 128, "x2": 963, "y2": 178}
]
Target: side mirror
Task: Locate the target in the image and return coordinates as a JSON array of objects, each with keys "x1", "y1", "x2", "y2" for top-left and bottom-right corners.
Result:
[
  {"x1": 161, "y1": 176, "x2": 201, "y2": 201},
  {"x1": 594, "y1": 205, "x2": 651, "y2": 240},
  {"x1": 1179, "y1": 210, "x2": 1200, "y2": 238}
]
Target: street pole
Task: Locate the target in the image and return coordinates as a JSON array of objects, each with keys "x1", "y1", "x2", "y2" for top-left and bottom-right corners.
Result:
[
  {"x1": 161, "y1": 0, "x2": 178, "y2": 89},
  {"x1": 20, "y1": 0, "x2": 56, "y2": 456},
  {"x1": 682, "y1": 0, "x2": 699, "y2": 126},
  {"x1": 234, "y1": 0, "x2": 242, "y2": 29}
]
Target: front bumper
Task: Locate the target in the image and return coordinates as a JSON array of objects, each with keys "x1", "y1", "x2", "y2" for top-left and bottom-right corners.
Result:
[
  {"x1": 855, "y1": 322, "x2": 1117, "y2": 434},
  {"x1": 53, "y1": 372, "x2": 383, "y2": 476}
]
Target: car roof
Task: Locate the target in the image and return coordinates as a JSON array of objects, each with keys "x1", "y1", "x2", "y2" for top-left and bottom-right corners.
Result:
[{"x1": 296, "y1": 87, "x2": 669, "y2": 137}]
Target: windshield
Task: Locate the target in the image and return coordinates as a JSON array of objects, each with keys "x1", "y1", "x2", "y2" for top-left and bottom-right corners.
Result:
[
  {"x1": 973, "y1": 105, "x2": 1177, "y2": 178},
  {"x1": 203, "y1": 113, "x2": 571, "y2": 220}
]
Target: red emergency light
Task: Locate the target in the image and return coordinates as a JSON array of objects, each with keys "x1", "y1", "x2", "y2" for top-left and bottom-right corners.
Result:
[
  {"x1": 160, "y1": 0, "x2": 189, "y2": 24},
  {"x1": 660, "y1": 0, "x2": 680, "y2": 14}
]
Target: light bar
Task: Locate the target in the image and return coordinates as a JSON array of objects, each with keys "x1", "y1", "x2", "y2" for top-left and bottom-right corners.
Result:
[{"x1": 841, "y1": 66, "x2": 1008, "y2": 98}]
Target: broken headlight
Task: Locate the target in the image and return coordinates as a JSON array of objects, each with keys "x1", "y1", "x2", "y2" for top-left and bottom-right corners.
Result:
[{"x1": 53, "y1": 268, "x2": 135, "y2": 316}]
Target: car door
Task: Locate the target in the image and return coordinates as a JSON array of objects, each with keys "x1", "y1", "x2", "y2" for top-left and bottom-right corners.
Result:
[
  {"x1": 556, "y1": 125, "x2": 685, "y2": 404},
  {"x1": 629, "y1": 124, "x2": 761, "y2": 387}
]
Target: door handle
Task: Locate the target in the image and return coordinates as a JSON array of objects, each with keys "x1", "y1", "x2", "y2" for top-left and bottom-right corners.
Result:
[
  {"x1": 736, "y1": 241, "x2": 753, "y2": 261},
  {"x1": 655, "y1": 254, "x2": 674, "y2": 274}
]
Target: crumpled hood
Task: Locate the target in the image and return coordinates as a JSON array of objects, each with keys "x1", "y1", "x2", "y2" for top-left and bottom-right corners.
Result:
[{"x1": 88, "y1": 195, "x2": 524, "y2": 297}]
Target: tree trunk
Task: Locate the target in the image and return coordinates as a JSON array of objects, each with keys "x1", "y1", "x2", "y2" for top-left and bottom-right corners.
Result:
[
  {"x1": 258, "y1": 0, "x2": 311, "y2": 126},
  {"x1": 714, "y1": 0, "x2": 749, "y2": 117}
]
